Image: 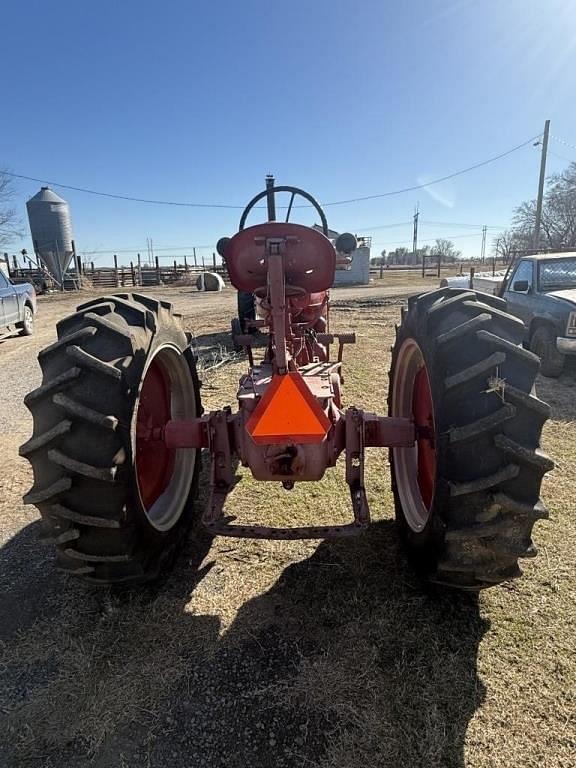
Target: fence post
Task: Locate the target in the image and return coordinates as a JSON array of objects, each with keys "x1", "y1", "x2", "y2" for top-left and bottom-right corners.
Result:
[
  {"x1": 91, "y1": 262, "x2": 95, "y2": 275},
  {"x1": 437, "y1": 253, "x2": 441, "y2": 279},
  {"x1": 193, "y1": 247, "x2": 197, "y2": 267},
  {"x1": 184, "y1": 255, "x2": 188, "y2": 272},
  {"x1": 130, "y1": 262, "x2": 136, "y2": 286},
  {"x1": 120, "y1": 266, "x2": 125, "y2": 287},
  {"x1": 155, "y1": 256, "x2": 160, "y2": 285},
  {"x1": 213, "y1": 252, "x2": 216, "y2": 269},
  {"x1": 137, "y1": 253, "x2": 142, "y2": 286},
  {"x1": 469, "y1": 266, "x2": 475, "y2": 289},
  {"x1": 113, "y1": 255, "x2": 119, "y2": 287},
  {"x1": 13, "y1": 255, "x2": 18, "y2": 274},
  {"x1": 173, "y1": 259, "x2": 177, "y2": 277}
]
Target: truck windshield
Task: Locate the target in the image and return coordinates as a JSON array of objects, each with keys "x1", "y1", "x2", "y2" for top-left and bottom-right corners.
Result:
[{"x1": 538, "y1": 258, "x2": 576, "y2": 291}]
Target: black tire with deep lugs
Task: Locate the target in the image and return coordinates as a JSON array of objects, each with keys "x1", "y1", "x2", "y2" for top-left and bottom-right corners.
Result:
[
  {"x1": 389, "y1": 288, "x2": 553, "y2": 590},
  {"x1": 20, "y1": 293, "x2": 202, "y2": 585}
]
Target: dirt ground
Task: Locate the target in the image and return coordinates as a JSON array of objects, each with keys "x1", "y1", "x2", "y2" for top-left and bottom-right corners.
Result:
[{"x1": 0, "y1": 277, "x2": 574, "y2": 768}]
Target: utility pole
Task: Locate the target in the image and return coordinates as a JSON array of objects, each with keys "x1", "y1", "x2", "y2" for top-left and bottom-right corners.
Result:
[
  {"x1": 412, "y1": 205, "x2": 420, "y2": 275},
  {"x1": 533, "y1": 119, "x2": 550, "y2": 249},
  {"x1": 480, "y1": 225, "x2": 487, "y2": 264}
]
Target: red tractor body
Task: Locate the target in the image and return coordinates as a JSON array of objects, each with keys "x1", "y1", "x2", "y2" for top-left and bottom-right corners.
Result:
[
  {"x1": 21, "y1": 178, "x2": 553, "y2": 589},
  {"x1": 154, "y1": 208, "x2": 416, "y2": 538}
]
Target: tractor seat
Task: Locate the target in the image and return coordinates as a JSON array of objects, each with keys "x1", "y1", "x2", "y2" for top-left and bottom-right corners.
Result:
[{"x1": 224, "y1": 222, "x2": 336, "y2": 294}]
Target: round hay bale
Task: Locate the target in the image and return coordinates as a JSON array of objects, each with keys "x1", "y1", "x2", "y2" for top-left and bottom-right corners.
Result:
[{"x1": 196, "y1": 271, "x2": 225, "y2": 292}]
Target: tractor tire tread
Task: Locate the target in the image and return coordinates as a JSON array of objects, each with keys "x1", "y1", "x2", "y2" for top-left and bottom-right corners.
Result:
[
  {"x1": 24, "y1": 368, "x2": 82, "y2": 405},
  {"x1": 448, "y1": 404, "x2": 516, "y2": 443},
  {"x1": 444, "y1": 352, "x2": 506, "y2": 391},
  {"x1": 19, "y1": 420, "x2": 72, "y2": 456},
  {"x1": 39, "y1": 327, "x2": 98, "y2": 359},
  {"x1": 52, "y1": 393, "x2": 119, "y2": 430},
  {"x1": 389, "y1": 288, "x2": 552, "y2": 590},
  {"x1": 48, "y1": 502, "x2": 122, "y2": 529},
  {"x1": 21, "y1": 294, "x2": 201, "y2": 585},
  {"x1": 435, "y1": 313, "x2": 492, "y2": 347},
  {"x1": 66, "y1": 345, "x2": 123, "y2": 379}
]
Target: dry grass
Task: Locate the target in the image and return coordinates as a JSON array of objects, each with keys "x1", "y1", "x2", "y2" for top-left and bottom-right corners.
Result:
[{"x1": 0, "y1": 276, "x2": 574, "y2": 767}]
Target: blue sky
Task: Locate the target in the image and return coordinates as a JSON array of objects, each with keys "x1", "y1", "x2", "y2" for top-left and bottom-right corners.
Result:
[{"x1": 3, "y1": 0, "x2": 576, "y2": 265}]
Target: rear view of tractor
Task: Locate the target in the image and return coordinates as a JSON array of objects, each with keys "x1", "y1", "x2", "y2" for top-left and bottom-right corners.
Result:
[{"x1": 21, "y1": 179, "x2": 553, "y2": 590}]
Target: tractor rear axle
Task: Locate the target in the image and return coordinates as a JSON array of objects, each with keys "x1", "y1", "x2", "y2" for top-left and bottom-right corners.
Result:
[{"x1": 140, "y1": 405, "x2": 416, "y2": 540}]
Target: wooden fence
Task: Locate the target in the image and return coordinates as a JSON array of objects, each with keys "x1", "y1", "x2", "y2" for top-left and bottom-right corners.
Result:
[{"x1": 1, "y1": 254, "x2": 228, "y2": 291}]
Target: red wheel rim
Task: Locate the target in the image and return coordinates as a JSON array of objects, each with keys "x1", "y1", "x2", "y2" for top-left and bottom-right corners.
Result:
[
  {"x1": 132, "y1": 345, "x2": 198, "y2": 532},
  {"x1": 390, "y1": 338, "x2": 437, "y2": 531},
  {"x1": 136, "y1": 358, "x2": 176, "y2": 511},
  {"x1": 412, "y1": 366, "x2": 436, "y2": 510}
]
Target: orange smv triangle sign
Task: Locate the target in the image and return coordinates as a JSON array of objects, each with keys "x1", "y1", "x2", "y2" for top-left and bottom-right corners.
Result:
[{"x1": 246, "y1": 371, "x2": 331, "y2": 445}]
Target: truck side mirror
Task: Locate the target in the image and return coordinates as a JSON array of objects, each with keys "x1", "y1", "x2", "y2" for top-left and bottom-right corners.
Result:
[{"x1": 513, "y1": 280, "x2": 529, "y2": 292}]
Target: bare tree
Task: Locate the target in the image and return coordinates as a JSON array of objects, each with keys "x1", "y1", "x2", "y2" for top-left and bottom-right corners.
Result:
[
  {"x1": 430, "y1": 238, "x2": 461, "y2": 263},
  {"x1": 492, "y1": 229, "x2": 526, "y2": 263},
  {"x1": 0, "y1": 171, "x2": 23, "y2": 247},
  {"x1": 508, "y1": 162, "x2": 576, "y2": 250}
]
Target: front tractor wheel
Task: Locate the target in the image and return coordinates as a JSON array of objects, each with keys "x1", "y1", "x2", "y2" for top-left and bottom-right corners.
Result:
[
  {"x1": 20, "y1": 293, "x2": 202, "y2": 585},
  {"x1": 389, "y1": 288, "x2": 553, "y2": 590}
]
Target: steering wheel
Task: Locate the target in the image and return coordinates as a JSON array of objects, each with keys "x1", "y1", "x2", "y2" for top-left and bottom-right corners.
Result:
[{"x1": 239, "y1": 185, "x2": 329, "y2": 236}]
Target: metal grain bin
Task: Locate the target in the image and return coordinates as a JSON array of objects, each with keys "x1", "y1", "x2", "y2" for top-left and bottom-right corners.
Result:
[{"x1": 26, "y1": 187, "x2": 74, "y2": 282}]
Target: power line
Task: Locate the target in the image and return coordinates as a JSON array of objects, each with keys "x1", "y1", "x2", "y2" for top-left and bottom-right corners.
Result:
[
  {"x1": 79, "y1": 244, "x2": 215, "y2": 255},
  {"x1": 3, "y1": 173, "x2": 244, "y2": 209},
  {"x1": 3, "y1": 133, "x2": 541, "y2": 210},
  {"x1": 550, "y1": 134, "x2": 576, "y2": 152},
  {"x1": 358, "y1": 220, "x2": 503, "y2": 231},
  {"x1": 319, "y1": 135, "x2": 541, "y2": 206},
  {"x1": 353, "y1": 221, "x2": 412, "y2": 231},
  {"x1": 371, "y1": 232, "x2": 483, "y2": 247},
  {"x1": 420, "y1": 219, "x2": 504, "y2": 229},
  {"x1": 548, "y1": 149, "x2": 575, "y2": 164},
  {"x1": 78, "y1": 219, "x2": 503, "y2": 256}
]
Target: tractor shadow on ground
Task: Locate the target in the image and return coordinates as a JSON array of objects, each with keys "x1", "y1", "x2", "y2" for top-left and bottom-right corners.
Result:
[
  {"x1": 189, "y1": 329, "x2": 236, "y2": 355},
  {"x1": 0, "y1": 506, "x2": 488, "y2": 768},
  {"x1": 190, "y1": 329, "x2": 268, "y2": 357}
]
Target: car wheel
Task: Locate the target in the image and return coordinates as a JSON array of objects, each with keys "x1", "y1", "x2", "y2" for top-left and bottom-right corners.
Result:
[
  {"x1": 19, "y1": 305, "x2": 35, "y2": 336},
  {"x1": 529, "y1": 325, "x2": 565, "y2": 378}
]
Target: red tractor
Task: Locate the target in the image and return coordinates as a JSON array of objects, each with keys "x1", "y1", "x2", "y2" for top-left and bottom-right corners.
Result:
[{"x1": 21, "y1": 180, "x2": 553, "y2": 590}]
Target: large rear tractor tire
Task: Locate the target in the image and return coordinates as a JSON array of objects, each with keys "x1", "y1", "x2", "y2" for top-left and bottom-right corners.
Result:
[
  {"x1": 20, "y1": 293, "x2": 202, "y2": 585},
  {"x1": 389, "y1": 288, "x2": 553, "y2": 590}
]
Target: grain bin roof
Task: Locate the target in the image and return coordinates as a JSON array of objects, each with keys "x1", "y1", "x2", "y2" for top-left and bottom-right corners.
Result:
[{"x1": 26, "y1": 186, "x2": 68, "y2": 205}]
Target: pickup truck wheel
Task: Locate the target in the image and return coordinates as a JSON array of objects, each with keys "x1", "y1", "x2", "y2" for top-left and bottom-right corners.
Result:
[
  {"x1": 389, "y1": 288, "x2": 553, "y2": 590},
  {"x1": 529, "y1": 325, "x2": 565, "y2": 378},
  {"x1": 18, "y1": 305, "x2": 35, "y2": 336}
]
